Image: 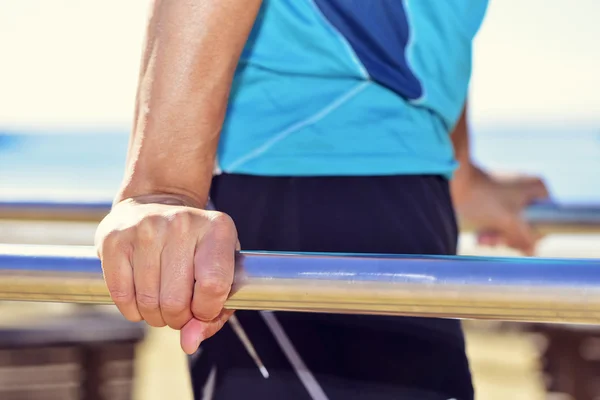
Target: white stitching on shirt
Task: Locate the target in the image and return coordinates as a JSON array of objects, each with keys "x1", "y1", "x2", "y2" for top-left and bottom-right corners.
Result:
[
  {"x1": 224, "y1": 81, "x2": 369, "y2": 172},
  {"x1": 306, "y1": 0, "x2": 370, "y2": 79}
]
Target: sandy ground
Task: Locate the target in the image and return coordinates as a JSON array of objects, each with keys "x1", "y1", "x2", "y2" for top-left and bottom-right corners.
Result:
[{"x1": 0, "y1": 300, "x2": 547, "y2": 400}]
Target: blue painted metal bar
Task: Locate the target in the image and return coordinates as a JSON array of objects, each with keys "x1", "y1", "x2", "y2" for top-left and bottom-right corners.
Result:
[
  {"x1": 525, "y1": 201, "x2": 600, "y2": 226},
  {"x1": 3, "y1": 200, "x2": 597, "y2": 216},
  {"x1": 0, "y1": 200, "x2": 112, "y2": 221},
  {"x1": 0, "y1": 200, "x2": 111, "y2": 211},
  {"x1": 1, "y1": 245, "x2": 599, "y2": 324},
  {"x1": 2, "y1": 198, "x2": 599, "y2": 230}
]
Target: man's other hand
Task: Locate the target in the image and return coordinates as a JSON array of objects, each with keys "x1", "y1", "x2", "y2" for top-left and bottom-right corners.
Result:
[
  {"x1": 451, "y1": 164, "x2": 550, "y2": 255},
  {"x1": 95, "y1": 195, "x2": 239, "y2": 354}
]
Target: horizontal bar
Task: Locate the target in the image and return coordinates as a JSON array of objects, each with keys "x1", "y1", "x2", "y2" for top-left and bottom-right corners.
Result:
[
  {"x1": 1, "y1": 244, "x2": 600, "y2": 324},
  {"x1": 2, "y1": 199, "x2": 599, "y2": 233},
  {"x1": 0, "y1": 200, "x2": 111, "y2": 221},
  {"x1": 525, "y1": 201, "x2": 600, "y2": 226}
]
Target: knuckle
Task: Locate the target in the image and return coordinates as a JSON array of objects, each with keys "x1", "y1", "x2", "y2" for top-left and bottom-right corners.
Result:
[
  {"x1": 192, "y1": 304, "x2": 220, "y2": 321},
  {"x1": 136, "y1": 292, "x2": 160, "y2": 310},
  {"x1": 160, "y1": 295, "x2": 190, "y2": 315},
  {"x1": 209, "y1": 212, "x2": 237, "y2": 239},
  {"x1": 109, "y1": 288, "x2": 134, "y2": 305},
  {"x1": 102, "y1": 229, "x2": 126, "y2": 249},
  {"x1": 197, "y1": 274, "x2": 232, "y2": 298},
  {"x1": 136, "y1": 215, "x2": 165, "y2": 242},
  {"x1": 99, "y1": 246, "x2": 132, "y2": 272},
  {"x1": 167, "y1": 210, "x2": 193, "y2": 233}
]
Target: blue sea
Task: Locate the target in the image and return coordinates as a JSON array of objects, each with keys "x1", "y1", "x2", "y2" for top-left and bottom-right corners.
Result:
[{"x1": 1, "y1": 123, "x2": 599, "y2": 206}]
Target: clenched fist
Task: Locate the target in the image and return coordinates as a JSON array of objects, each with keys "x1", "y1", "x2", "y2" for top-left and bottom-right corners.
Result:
[{"x1": 95, "y1": 194, "x2": 239, "y2": 354}]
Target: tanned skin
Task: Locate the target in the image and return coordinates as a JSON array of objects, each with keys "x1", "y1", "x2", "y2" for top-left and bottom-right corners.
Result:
[
  {"x1": 451, "y1": 103, "x2": 549, "y2": 255},
  {"x1": 96, "y1": 0, "x2": 262, "y2": 355}
]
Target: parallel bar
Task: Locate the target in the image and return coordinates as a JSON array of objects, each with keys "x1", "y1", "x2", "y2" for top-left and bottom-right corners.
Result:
[
  {"x1": 0, "y1": 200, "x2": 111, "y2": 221},
  {"x1": 1, "y1": 244, "x2": 600, "y2": 324},
  {"x1": 2, "y1": 200, "x2": 599, "y2": 232},
  {"x1": 525, "y1": 202, "x2": 600, "y2": 226}
]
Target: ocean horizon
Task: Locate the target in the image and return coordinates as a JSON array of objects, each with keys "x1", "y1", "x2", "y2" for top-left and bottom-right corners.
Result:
[{"x1": 1, "y1": 122, "x2": 598, "y2": 205}]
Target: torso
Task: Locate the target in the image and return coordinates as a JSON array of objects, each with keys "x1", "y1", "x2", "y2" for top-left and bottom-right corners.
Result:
[{"x1": 217, "y1": 0, "x2": 488, "y2": 178}]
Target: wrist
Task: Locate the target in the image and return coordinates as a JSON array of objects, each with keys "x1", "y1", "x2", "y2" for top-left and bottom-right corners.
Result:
[
  {"x1": 115, "y1": 162, "x2": 214, "y2": 209},
  {"x1": 454, "y1": 157, "x2": 477, "y2": 178},
  {"x1": 451, "y1": 159, "x2": 482, "y2": 204},
  {"x1": 116, "y1": 183, "x2": 209, "y2": 210}
]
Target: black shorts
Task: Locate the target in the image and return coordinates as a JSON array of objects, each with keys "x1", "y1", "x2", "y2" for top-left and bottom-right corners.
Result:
[{"x1": 191, "y1": 174, "x2": 473, "y2": 400}]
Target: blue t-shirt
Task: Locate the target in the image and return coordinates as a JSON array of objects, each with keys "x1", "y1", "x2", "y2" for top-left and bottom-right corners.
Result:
[{"x1": 217, "y1": 0, "x2": 488, "y2": 178}]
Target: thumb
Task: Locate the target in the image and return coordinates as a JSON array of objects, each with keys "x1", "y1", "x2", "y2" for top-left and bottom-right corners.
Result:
[
  {"x1": 180, "y1": 309, "x2": 235, "y2": 355},
  {"x1": 476, "y1": 231, "x2": 504, "y2": 247},
  {"x1": 497, "y1": 211, "x2": 539, "y2": 256}
]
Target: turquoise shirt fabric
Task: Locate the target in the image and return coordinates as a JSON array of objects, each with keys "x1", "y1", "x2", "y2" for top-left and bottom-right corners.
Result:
[{"x1": 217, "y1": 0, "x2": 489, "y2": 177}]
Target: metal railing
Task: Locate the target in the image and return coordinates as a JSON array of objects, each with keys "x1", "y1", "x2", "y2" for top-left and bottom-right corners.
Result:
[
  {"x1": 1, "y1": 244, "x2": 599, "y2": 324},
  {"x1": 2, "y1": 199, "x2": 599, "y2": 232},
  {"x1": 0, "y1": 200, "x2": 111, "y2": 221}
]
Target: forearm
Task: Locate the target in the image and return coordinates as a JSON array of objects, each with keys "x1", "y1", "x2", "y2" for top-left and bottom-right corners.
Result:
[
  {"x1": 450, "y1": 102, "x2": 480, "y2": 201},
  {"x1": 118, "y1": 0, "x2": 262, "y2": 207},
  {"x1": 451, "y1": 102, "x2": 471, "y2": 172}
]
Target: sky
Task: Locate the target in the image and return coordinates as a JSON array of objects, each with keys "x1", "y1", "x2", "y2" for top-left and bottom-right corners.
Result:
[
  {"x1": 470, "y1": 0, "x2": 600, "y2": 127},
  {"x1": 0, "y1": 0, "x2": 598, "y2": 130}
]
